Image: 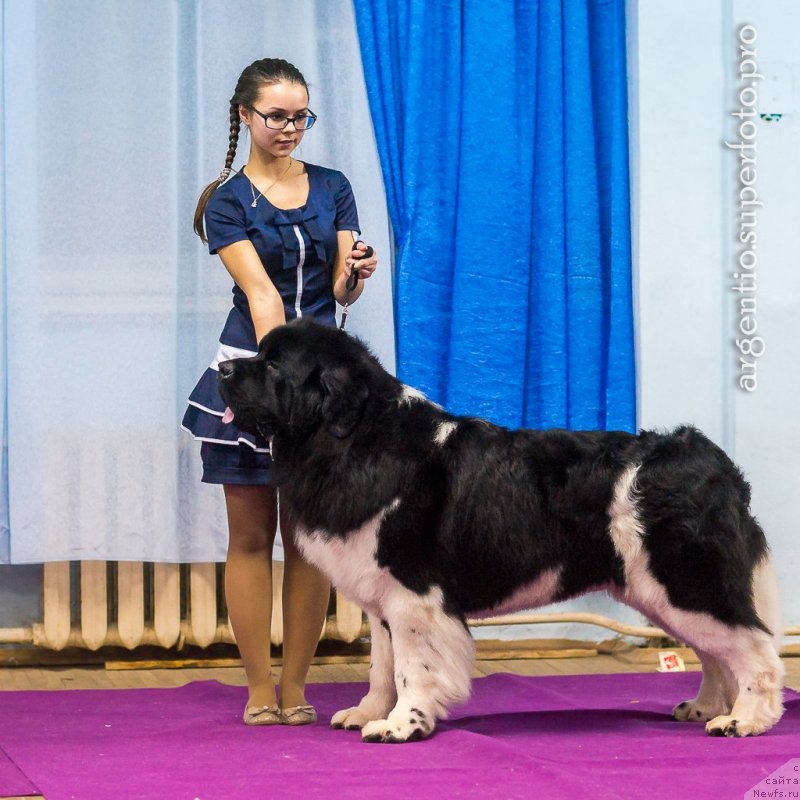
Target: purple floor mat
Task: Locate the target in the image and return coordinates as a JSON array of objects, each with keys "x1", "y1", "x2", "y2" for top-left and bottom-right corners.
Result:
[
  {"x1": 0, "y1": 744, "x2": 38, "y2": 798},
  {"x1": 1, "y1": 672, "x2": 798, "y2": 800}
]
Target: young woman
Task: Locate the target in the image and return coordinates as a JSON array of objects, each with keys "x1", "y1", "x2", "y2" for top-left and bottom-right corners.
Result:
[{"x1": 182, "y1": 58, "x2": 377, "y2": 725}]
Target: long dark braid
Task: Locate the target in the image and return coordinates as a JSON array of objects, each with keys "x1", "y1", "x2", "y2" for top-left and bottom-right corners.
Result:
[{"x1": 193, "y1": 58, "x2": 309, "y2": 243}]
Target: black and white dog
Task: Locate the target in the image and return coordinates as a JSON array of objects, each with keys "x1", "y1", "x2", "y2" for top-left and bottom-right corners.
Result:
[{"x1": 218, "y1": 319, "x2": 784, "y2": 742}]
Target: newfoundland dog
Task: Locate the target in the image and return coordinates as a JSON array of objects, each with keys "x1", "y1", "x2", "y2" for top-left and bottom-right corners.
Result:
[{"x1": 218, "y1": 318, "x2": 783, "y2": 742}]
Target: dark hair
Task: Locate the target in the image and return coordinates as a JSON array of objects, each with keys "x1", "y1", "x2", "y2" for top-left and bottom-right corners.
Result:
[{"x1": 193, "y1": 58, "x2": 309, "y2": 243}]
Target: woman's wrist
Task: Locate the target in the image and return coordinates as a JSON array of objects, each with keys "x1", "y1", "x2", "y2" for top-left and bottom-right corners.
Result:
[{"x1": 334, "y1": 273, "x2": 365, "y2": 305}]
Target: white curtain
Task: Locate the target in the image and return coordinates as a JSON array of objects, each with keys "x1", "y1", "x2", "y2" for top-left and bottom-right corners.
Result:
[{"x1": 1, "y1": 0, "x2": 394, "y2": 564}]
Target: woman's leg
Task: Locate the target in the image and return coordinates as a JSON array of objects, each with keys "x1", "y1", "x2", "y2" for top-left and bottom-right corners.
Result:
[
  {"x1": 278, "y1": 505, "x2": 331, "y2": 709},
  {"x1": 223, "y1": 484, "x2": 278, "y2": 709}
]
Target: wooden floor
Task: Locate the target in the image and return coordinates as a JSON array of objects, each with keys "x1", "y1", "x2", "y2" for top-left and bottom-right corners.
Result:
[{"x1": 1, "y1": 641, "x2": 799, "y2": 692}]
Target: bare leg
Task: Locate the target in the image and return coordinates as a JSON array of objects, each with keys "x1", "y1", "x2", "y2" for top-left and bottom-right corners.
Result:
[
  {"x1": 278, "y1": 504, "x2": 331, "y2": 710},
  {"x1": 223, "y1": 484, "x2": 277, "y2": 710}
]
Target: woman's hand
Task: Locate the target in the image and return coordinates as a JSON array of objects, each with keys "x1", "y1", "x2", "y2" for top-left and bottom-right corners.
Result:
[
  {"x1": 346, "y1": 241, "x2": 378, "y2": 281},
  {"x1": 333, "y1": 232, "x2": 377, "y2": 305}
]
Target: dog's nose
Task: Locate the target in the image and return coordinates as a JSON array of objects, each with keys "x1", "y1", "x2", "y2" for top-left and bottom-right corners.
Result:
[{"x1": 218, "y1": 361, "x2": 235, "y2": 378}]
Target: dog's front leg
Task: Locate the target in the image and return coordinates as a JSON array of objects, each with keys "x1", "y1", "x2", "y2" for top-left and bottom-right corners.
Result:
[
  {"x1": 361, "y1": 587, "x2": 474, "y2": 743},
  {"x1": 331, "y1": 612, "x2": 396, "y2": 730}
]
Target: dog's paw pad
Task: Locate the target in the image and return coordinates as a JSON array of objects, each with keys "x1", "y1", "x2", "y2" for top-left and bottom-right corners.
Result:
[
  {"x1": 331, "y1": 706, "x2": 373, "y2": 731},
  {"x1": 673, "y1": 699, "x2": 722, "y2": 723},
  {"x1": 361, "y1": 720, "x2": 390, "y2": 742},
  {"x1": 706, "y1": 715, "x2": 753, "y2": 737},
  {"x1": 361, "y1": 716, "x2": 432, "y2": 744}
]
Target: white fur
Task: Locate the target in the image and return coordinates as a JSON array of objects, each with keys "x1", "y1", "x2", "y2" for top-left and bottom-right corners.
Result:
[
  {"x1": 331, "y1": 611, "x2": 397, "y2": 730},
  {"x1": 607, "y1": 465, "x2": 643, "y2": 564},
  {"x1": 753, "y1": 554, "x2": 783, "y2": 648},
  {"x1": 607, "y1": 465, "x2": 784, "y2": 737},
  {"x1": 399, "y1": 385, "x2": 428, "y2": 404},
  {"x1": 362, "y1": 584, "x2": 474, "y2": 742},
  {"x1": 399, "y1": 384, "x2": 445, "y2": 412},
  {"x1": 297, "y1": 501, "x2": 476, "y2": 741},
  {"x1": 434, "y1": 420, "x2": 458, "y2": 446},
  {"x1": 294, "y1": 500, "x2": 400, "y2": 615}
]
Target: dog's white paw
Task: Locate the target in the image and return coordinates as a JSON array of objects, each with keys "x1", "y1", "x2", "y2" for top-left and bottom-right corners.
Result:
[
  {"x1": 331, "y1": 706, "x2": 378, "y2": 731},
  {"x1": 331, "y1": 692, "x2": 396, "y2": 731},
  {"x1": 361, "y1": 707, "x2": 435, "y2": 743},
  {"x1": 705, "y1": 714, "x2": 766, "y2": 737},
  {"x1": 673, "y1": 699, "x2": 727, "y2": 723}
]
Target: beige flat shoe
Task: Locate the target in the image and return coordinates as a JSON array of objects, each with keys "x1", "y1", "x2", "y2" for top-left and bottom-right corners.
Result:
[
  {"x1": 280, "y1": 704, "x2": 318, "y2": 726},
  {"x1": 243, "y1": 704, "x2": 281, "y2": 726}
]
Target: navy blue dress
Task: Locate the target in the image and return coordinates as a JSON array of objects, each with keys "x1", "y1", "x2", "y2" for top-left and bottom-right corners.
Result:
[{"x1": 181, "y1": 162, "x2": 360, "y2": 484}]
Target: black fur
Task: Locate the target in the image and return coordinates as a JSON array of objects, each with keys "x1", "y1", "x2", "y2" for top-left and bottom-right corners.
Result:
[{"x1": 218, "y1": 319, "x2": 770, "y2": 635}]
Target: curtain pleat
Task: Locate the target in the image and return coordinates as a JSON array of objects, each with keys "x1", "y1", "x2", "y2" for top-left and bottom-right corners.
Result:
[{"x1": 354, "y1": 0, "x2": 636, "y2": 431}]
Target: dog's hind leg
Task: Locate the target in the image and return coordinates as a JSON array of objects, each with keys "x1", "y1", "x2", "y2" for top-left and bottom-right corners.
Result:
[
  {"x1": 702, "y1": 628, "x2": 784, "y2": 737},
  {"x1": 640, "y1": 597, "x2": 783, "y2": 737},
  {"x1": 702, "y1": 555, "x2": 785, "y2": 737},
  {"x1": 360, "y1": 586, "x2": 474, "y2": 743},
  {"x1": 648, "y1": 604, "x2": 782, "y2": 736},
  {"x1": 609, "y1": 467, "x2": 783, "y2": 737},
  {"x1": 672, "y1": 649, "x2": 736, "y2": 723},
  {"x1": 641, "y1": 607, "x2": 736, "y2": 724},
  {"x1": 331, "y1": 612, "x2": 397, "y2": 731},
  {"x1": 647, "y1": 603, "x2": 783, "y2": 737}
]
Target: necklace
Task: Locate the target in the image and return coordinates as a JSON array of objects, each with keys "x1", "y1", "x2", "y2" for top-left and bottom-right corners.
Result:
[{"x1": 248, "y1": 158, "x2": 294, "y2": 207}]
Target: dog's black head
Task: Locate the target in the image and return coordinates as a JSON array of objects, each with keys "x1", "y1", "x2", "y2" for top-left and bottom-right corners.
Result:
[{"x1": 218, "y1": 319, "x2": 376, "y2": 441}]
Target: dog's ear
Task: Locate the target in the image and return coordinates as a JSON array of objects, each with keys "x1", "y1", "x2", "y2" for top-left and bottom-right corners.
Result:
[
  {"x1": 320, "y1": 366, "x2": 369, "y2": 438},
  {"x1": 285, "y1": 378, "x2": 324, "y2": 433}
]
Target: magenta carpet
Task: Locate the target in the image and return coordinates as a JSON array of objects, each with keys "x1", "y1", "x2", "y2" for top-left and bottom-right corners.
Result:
[
  {"x1": 0, "y1": 745, "x2": 37, "y2": 798},
  {"x1": 1, "y1": 672, "x2": 798, "y2": 800}
]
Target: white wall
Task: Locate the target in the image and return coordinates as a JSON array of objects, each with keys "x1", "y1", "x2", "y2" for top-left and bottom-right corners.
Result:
[
  {"x1": 478, "y1": 0, "x2": 800, "y2": 642},
  {"x1": 728, "y1": 0, "x2": 800, "y2": 627},
  {"x1": 635, "y1": 0, "x2": 800, "y2": 633}
]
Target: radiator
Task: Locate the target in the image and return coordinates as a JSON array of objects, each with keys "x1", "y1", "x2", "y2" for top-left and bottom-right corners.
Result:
[
  {"x1": 33, "y1": 562, "x2": 793, "y2": 652},
  {"x1": 33, "y1": 561, "x2": 366, "y2": 651}
]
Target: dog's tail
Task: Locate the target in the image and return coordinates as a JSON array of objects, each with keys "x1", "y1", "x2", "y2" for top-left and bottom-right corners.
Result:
[{"x1": 752, "y1": 548, "x2": 783, "y2": 653}]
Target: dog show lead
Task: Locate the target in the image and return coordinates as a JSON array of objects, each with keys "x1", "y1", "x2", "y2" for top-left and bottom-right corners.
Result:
[{"x1": 182, "y1": 58, "x2": 377, "y2": 726}]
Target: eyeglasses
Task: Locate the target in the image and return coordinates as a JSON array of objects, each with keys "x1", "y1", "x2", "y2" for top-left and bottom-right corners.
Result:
[{"x1": 247, "y1": 107, "x2": 317, "y2": 130}]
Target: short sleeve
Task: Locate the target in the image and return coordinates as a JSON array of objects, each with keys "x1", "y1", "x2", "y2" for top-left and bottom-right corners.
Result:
[
  {"x1": 334, "y1": 172, "x2": 360, "y2": 234},
  {"x1": 205, "y1": 189, "x2": 248, "y2": 255}
]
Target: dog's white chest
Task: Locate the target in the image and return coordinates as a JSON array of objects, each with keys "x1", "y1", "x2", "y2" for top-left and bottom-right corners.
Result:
[{"x1": 294, "y1": 506, "x2": 397, "y2": 612}]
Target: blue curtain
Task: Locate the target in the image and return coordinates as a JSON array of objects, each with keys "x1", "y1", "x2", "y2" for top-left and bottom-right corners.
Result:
[{"x1": 353, "y1": 0, "x2": 635, "y2": 431}]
